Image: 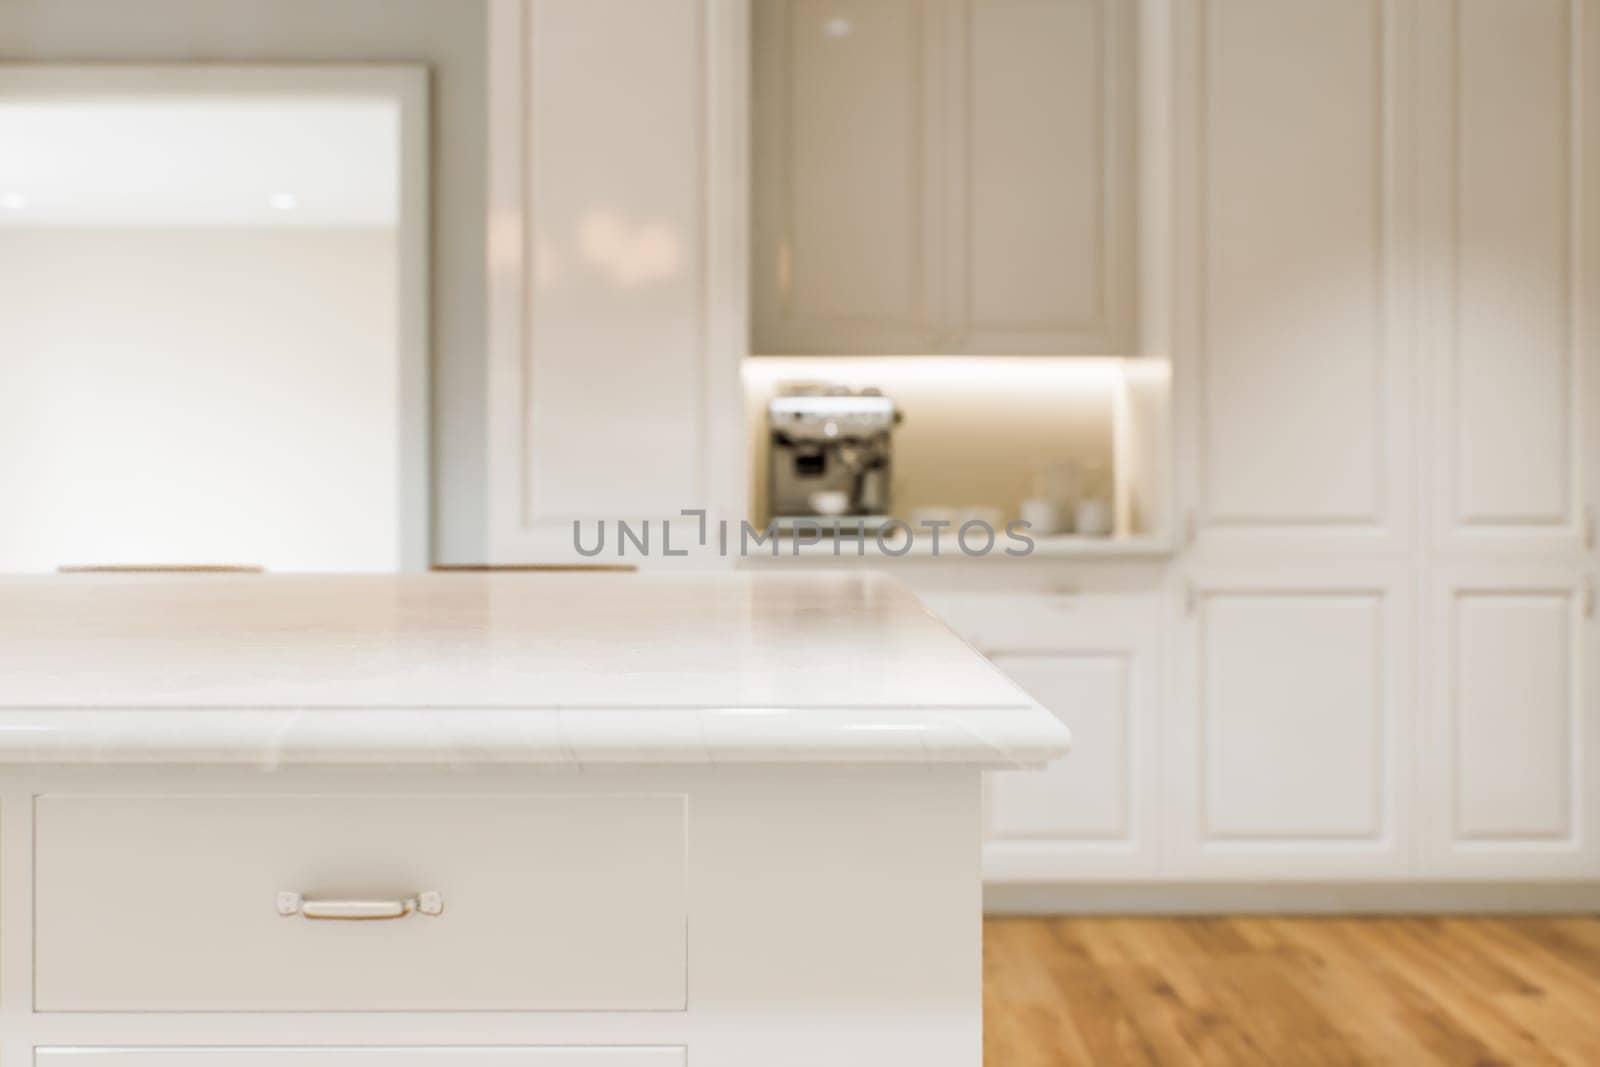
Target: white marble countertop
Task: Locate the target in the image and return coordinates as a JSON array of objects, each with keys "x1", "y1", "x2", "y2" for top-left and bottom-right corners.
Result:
[{"x1": 0, "y1": 571, "x2": 1069, "y2": 767}]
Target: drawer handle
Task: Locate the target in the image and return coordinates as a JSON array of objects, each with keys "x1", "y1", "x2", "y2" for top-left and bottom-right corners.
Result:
[{"x1": 276, "y1": 890, "x2": 443, "y2": 921}]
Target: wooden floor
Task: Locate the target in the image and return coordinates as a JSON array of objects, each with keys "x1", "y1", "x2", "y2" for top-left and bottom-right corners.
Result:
[{"x1": 984, "y1": 916, "x2": 1600, "y2": 1066}]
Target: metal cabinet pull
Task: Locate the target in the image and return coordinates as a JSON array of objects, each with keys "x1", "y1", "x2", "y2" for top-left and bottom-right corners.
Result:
[{"x1": 276, "y1": 890, "x2": 443, "y2": 921}]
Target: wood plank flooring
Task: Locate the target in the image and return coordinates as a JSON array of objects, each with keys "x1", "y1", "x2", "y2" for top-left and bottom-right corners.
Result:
[{"x1": 984, "y1": 917, "x2": 1600, "y2": 1066}]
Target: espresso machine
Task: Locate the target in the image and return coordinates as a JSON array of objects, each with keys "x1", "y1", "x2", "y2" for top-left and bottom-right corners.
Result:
[{"x1": 767, "y1": 385, "x2": 899, "y2": 529}]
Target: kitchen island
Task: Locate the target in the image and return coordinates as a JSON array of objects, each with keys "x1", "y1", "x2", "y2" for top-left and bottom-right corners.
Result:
[{"x1": 0, "y1": 571, "x2": 1067, "y2": 1067}]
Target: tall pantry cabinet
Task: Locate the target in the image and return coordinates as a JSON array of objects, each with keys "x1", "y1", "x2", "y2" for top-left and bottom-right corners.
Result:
[
  {"x1": 483, "y1": 0, "x2": 748, "y2": 563},
  {"x1": 1410, "y1": 0, "x2": 1600, "y2": 878},
  {"x1": 1168, "y1": 0, "x2": 1599, "y2": 881}
]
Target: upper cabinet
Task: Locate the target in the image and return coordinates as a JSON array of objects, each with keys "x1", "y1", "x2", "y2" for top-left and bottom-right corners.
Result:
[{"x1": 752, "y1": 0, "x2": 1137, "y2": 355}]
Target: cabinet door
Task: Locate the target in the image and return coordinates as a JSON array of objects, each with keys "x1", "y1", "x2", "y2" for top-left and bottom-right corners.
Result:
[
  {"x1": 1417, "y1": 0, "x2": 1596, "y2": 554},
  {"x1": 1420, "y1": 566, "x2": 1597, "y2": 878},
  {"x1": 922, "y1": 590, "x2": 1160, "y2": 880},
  {"x1": 1174, "y1": 0, "x2": 1412, "y2": 550},
  {"x1": 484, "y1": 0, "x2": 742, "y2": 562},
  {"x1": 953, "y1": 0, "x2": 1135, "y2": 354},
  {"x1": 752, "y1": 0, "x2": 942, "y2": 353},
  {"x1": 1168, "y1": 569, "x2": 1410, "y2": 878},
  {"x1": 751, "y1": 0, "x2": 1135, "y2": 355}
]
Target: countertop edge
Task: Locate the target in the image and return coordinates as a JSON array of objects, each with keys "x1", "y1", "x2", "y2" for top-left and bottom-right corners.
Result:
[{"x1": 0, "y1": 706, "x2": 1072, "y2": 769}]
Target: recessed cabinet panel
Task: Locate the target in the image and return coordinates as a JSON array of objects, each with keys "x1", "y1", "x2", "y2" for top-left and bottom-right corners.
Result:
[
  {"x1": 987, "y1": 652, "x2": 1131, "y2": 840},
  {"x1": 786, "y1": 0, "x2": 929, "y2": 328},
  {"x1": 966, "y1": 0, "x2": 1116, "y2": 340},
  {"x1": 522, "y1": 0, "x2": 708, "y2": 522},
  {"x1": 1424, "y1": 569, "x2": 1596, "y2": 879},
  {"x1": 34, "y1": 795, "x2": 688, "y2": 1012},
  {"x1": 1198, "y1": 591, "x2": 1389, "y2": 841},
  {"x1": 1198, "y1": 0, "x2": 1392, "y2": 528},
  {"x1": 753, "y1": 0, "x2": 935, "y2": 352},
  {"x1": 1446, "y1": 0, "x2": 1576, "y2": 533},
  {"x1": 1452, "y1": 592, "x2": 1575, "y2": 839},
  {"x1": 920, "y1": 589, "x2": 1159, "y2": 880},
  {"x1": 35, "y1": 1051, "x2": 686, "y2": 1067}
]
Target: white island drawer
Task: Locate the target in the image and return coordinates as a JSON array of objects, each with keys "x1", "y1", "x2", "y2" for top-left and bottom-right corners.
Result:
[
  {"x1": 34, "y1": 795, "x2": 688, "y2": 1013},
  {"x1": 36, "y1": 1050, "x2": 685, "y2": 1066}
]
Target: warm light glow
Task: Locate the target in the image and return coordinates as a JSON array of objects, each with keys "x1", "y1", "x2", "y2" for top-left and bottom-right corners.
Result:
[
  {"x1": 0, "y1": 192, "x2": 26, "y2": 210},
  {"x1": 267, "y1": 192, "x2": 299, "y2": 211}
]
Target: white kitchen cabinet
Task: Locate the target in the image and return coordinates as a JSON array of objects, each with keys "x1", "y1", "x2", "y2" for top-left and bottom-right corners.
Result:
[
  {"x1": 1166, "y1": 568, "x2": 1412, "y2": 880},
  {"x1": 919, "y1": 590, "x2": 1161, "y2": 880},
  {"x1": 1164, "y1": 0, "x2": 1414, "y2": 881},
  {"x1": 1, "y1": 570, "x2": 1060, "y2": 1063},
  {"x1": 1419, "y1": 566, "x2": 1598, "y2": 879},
  {"x1": 1173, "y1": 0, "x2": 1412, "y2": 553},
  {"x1": 1415, "y1": 0, "x2": 1596, "y2": 555},
  {"x1": 751, "y1": 0, "x2": 1136, "y2": 355},
  {"x1": 4, "y1": 762, "x2": 993, "y2": 1067},
  {"x1": 1406, "y1": 0, "x2": 1600, "y2": 879},
  {"x1": 1162, "y1": 0, "x2": 1597, "y2": 886},
  {"x1": 751, "y1": 0, "x2": 940, "y2": 354},
  {"x1": 484, "y1": 0, "x2": 746, "y2": 563}
]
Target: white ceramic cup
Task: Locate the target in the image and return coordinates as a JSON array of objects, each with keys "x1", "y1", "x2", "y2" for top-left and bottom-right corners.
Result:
[
  {"x1": 1074, "y1": 498, "x2": 1113, "y2": 537},
  {"x1": 1019, "y1": 498, "x2": 1070, "y2": 536}
]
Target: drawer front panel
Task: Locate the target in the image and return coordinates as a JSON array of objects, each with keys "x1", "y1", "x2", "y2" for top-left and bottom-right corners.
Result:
[
  {"x1": 35, "y1": 1050, "x2": 686, "y2": 1066},
  {"x1": 34, "y1": 795, "x2": 687, "y2": 1012}
]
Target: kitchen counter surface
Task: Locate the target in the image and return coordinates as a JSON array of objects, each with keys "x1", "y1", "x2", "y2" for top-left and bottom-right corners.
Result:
[{"x1": 0, "y1": 571, "x2": 1068, "y2": 767}]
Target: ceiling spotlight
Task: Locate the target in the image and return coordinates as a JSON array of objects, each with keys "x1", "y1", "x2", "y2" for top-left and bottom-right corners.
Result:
[
  {"x1": 267, "y1": 192, "x2": 298, "y2": 212},
  {"x1": 0, "y1": 193, "x2": 27, "y2": 210}
]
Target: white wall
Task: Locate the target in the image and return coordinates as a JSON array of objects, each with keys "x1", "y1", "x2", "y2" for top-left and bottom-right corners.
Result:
[
  {"x1": 0, "y1": 0, "x2": 491, "y2": 564},
  {"x1": 0, "y1": 227, "x2": 399, "y2": 571}
]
